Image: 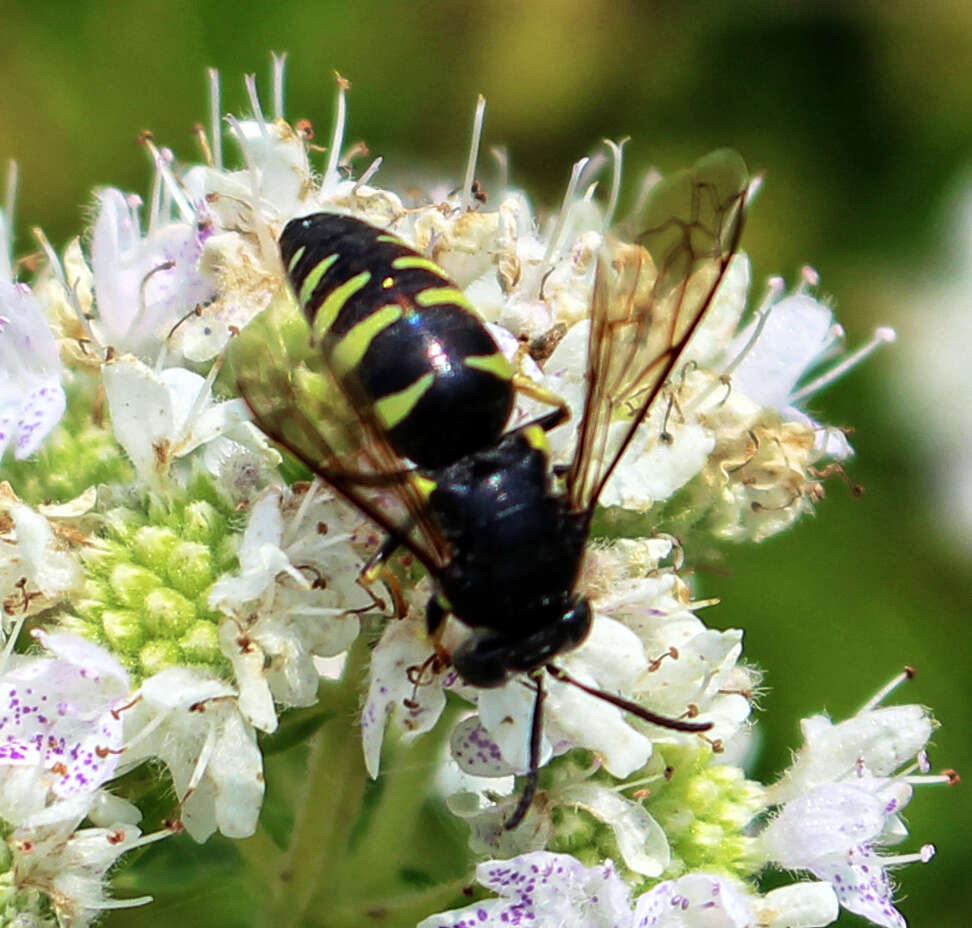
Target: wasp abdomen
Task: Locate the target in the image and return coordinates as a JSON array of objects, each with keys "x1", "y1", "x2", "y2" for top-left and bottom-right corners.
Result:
[{"x1": 280, "y1": 213, "x2": 513, "y2": 468}]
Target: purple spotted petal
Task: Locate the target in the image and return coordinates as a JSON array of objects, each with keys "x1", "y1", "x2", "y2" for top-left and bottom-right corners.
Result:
[
  {"x1": 417, "y1": 852, "x2": 633, "y2": 928},
  {"x1": 450, "y1": 716, "x2": 514, "y2": 777},
  {"x1": 0, "y1": 633, "x2": 130, "y2": 797},
  {"x1": 813, "y1": 854, "x2": 905, "y2": 928},
  {"x1": 0, "y1": 281, "x2": 65, "y2": 460}
]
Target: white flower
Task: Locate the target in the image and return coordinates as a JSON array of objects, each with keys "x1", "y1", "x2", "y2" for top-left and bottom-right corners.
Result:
[
  {"x1": 0, "y1": 631, "x2": 129, "y2": 823},
  {"x1": 727, "y1": 281, "x2": 895, "y2": 459},
  {"x1": 761, "y1": 779, "x2": 915, "y2": 928},
  {"x1": 101, "y1": 354, "x2": 270, "y2": 490},
  {"x1": 419, "y1": 853, "x2": 764, "y2": 928},
  {"x1": 417, "y1": 851, "x2": 634, "y2": 928},
  {"x1": 119, "y1": 666, "x2": 263, "y2": 841},
  {"x1": 762, "y1": 671, "x2": 941, "y2": 928},
  {"x1": 633, "y1": 873, "x2": 754, "y2": 927},
  {"x1": 0, "y1": 281, "x2": 66, "y2": 461},
  {"x1": 210, "y1": 485, "x2": 370, "y2": 731},
  {"x1": 362, "y1": 609, "x2": 449, "y2": 778},
  {"x1": 8, "y1": 792, "x2": 159, "y2": 927},
  {"x1": 0, "y1": 491, "x2": 82, "y2": 623},
  {"x1": 90, "y1": 187, "x2": 216, "y2": 357}
]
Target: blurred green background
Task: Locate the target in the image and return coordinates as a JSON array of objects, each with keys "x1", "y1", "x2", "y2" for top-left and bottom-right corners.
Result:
[{"x1": 2, "y1": 2, "x2": 969, "y2": 926}]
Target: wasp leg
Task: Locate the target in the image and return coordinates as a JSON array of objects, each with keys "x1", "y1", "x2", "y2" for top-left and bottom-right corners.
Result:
[
  {"x1": 357, "y1": 530, "x2": 410, "y2": 618},
  {"x1": 512, "y1": 371, "x2": 571, "y2": 421},
  {"x1": 510, "y1": 338, "x2": 571, "y2": 424},
  {"x1": 504, "y1": 671, "x2": 546, "y2": 830}
]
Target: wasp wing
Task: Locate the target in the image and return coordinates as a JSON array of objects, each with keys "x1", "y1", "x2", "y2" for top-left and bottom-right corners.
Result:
[
  {"x1": 567, "y1": 148, "x2": 751, "y2": 513},
  {"x1": 228, "y1": 294, "x2": 451, "y2": 572}
]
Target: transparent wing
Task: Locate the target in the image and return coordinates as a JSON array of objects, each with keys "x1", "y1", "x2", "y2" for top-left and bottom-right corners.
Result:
[
  {"x1": 568, "y1": 148, "x2": 751, "y2": 512},
  {"x1": 227, "y1": 294, "x2": 451, "y2": 571}
]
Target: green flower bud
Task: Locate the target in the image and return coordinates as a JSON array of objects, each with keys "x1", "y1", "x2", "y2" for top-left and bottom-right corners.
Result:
[
  {"x1": 165, "y1": 541, "x2": 214, "y2": 597},
  {"x1": 143, "y1": 588, "x2": 196, "y2": 636},
  {"x1": 101, "y1": 608, "x2": 146, "y2": 653},
  {"x1": 139, "y1": 639, "x2": 183, "y2": 676},
  {"x1": 179, "y1": 620, "x2": 223, "y2": 664},
  {"x1": 111, "y1": 563, "x2": 160, "y2": 608}
]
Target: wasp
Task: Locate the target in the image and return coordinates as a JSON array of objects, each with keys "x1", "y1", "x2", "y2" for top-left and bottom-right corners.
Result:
[{"x1": 234, "y1": 149, "x2": 751, "y2": 827}]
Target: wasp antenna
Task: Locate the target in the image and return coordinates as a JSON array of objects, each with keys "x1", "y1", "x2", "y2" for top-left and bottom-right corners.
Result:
[
  {"x1": 546, "y1": 664, "x2": 713, "y2": 733},
  {"x1": 505, "y1": 672, "x2": 546, "y2": 830}
]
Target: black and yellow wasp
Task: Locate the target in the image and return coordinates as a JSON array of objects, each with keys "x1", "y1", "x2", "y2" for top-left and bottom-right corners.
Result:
[{"x1": 233, "y1": 149, "x2": 751, "y2": 827}]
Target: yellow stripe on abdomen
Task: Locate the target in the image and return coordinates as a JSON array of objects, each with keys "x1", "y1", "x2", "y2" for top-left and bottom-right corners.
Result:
[
  {"x1": 311, "y1": 269, "x2": 372, "y2": 341},
  {"x1": 415, "y1": 286, "x2": 475, "y2": 312},
  {"x1": 464, "y1": 351, "x2": 513, "y2": 381},
  {"x1": 330, "y1": 303, "x2": 403, "y2": 378},
  {"x1": 298, "y1": 253, "x2": 339, "y2": 307},
  {"x1": 374, "y1": 373, "x2": 436, "y2": 429}
]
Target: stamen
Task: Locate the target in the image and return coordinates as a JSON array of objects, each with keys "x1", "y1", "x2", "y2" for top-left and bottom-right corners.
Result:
[
  {"x1": 272, "y1": 52, "x2": 287, "y2": 120},
  {"x1": 543, "y1": 157, "x2": 590, "y2": 266},
  {"x1": 282, "y1": 478, "x2": 322, "y2": 547},
  {"x1": 179, "y1": 357, "x2": 224, "y2": 443},
  {"x1": 140, "y1": 135, "x2": 195, "y2": 223},
  {"x1": 225, "y1": 115, "x2": 259, "y2": 199},
  {"x1": 352, "y1": 156, "x2": 383, "y2": 193},
  {"x1": 491, "y1": 146, "x2": 509, "y2": 192},
  {"x1": 244, "y1": 73, "x2": 269, "y2": 141},
  {"x1": 797, "y1": 265, "x2": 820, "y2": 294},
  {"x1": 858, "y1": 665, "x2": 916, "y2": 712},
  {"x1": 4, "y1": 159, "x2": 17, "y2": 228},
  {"x1": 322, "y1": 72, "x2": 349, "y2": 192},
  {"x1": 147, "y1": 153, "x2": 164, "y2": 232},
  {"x1": 3, "y1": 160, "x2": 18, "y2": 263},
  {"x1": 126, "y1": 259, "x2": 175, "y2": 342},
  {"x1": 583, "y1": 181, "x2": 599, "y2": 201},
  {"x1": 602, "y1": 138, "x2": 628, "y2": 229},
  {"x1": 192, "y1": 123, "x2": 213, "y2": 168},
  {"x1": 460, "y1": 94, "x2": 486, "y2": 213},
  {"x1": 126, "y1": 193, "x2": 143, "y2": 240},
  {"x1": 881, "y1": 844, "x2": 936, "y2": 867},
  {"x1": 687, "y1": 275, "x2": 786, "y2": 414},
  {"x1": 790, "y1": 327, "x2": 896, "y2": 403},
  {"x1": 96, "y1": 894, "x2": 154, "y2": 911},
  {"x1": 32, "y1": 227, "x2": 100, "y2": 351},
  {"x1": 208, "y1": 68, "x2": 223, "y2": 171},
  {"x1": 901, "y1": 770, "x2": 960, "y2": 787},
  {"x1": 631, "y1": 166, "x2": 662, "y2": 219}
]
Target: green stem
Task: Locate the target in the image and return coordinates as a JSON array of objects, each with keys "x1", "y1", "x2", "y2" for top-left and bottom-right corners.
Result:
[
  {"x1": 337, "y1": 702, "x2": 458, "y2": 898},
  {"x1": 256, "y1": 639, "x2": 370, "y2": 928},
  {"x1": 303, "y1": 875, "x2": 474, "y2": 928}
]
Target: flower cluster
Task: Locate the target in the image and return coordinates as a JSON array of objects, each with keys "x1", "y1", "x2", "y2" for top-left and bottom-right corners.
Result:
[{"x1": 0, "y1": 57, "x2": 949, "y2": 927}]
